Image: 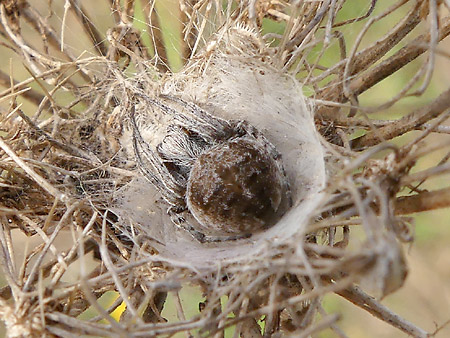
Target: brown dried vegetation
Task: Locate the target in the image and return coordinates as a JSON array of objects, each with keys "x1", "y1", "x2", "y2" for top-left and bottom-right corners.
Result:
[{"x1": 0, "y1": 0, "x2": 449, "y2": 337}]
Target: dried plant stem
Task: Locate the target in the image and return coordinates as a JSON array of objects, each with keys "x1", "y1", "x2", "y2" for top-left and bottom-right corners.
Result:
[
  {"x1": 395, "y1": 187, "x2": 450, "y2": 214},
  {"x1": 0, "y1": 57, "x2": 102, "y2": 98},
  {"x1": 348, "y1": 17, "x2": 450, "y2": 99},
  {"x1": 46, "y1": 311, "x2": 122, "y2": 337},
  {"x1": 0, "y1": 87, "x2": 30, "y2": 105},
  {"x1": 180, "y1": 0, "x2": 201, "y2": 61},
  {"x1": 332, "y1": 0, "x2": 377, "y2": 28},
  {"x1": 297, "y1": 314, "x2": 341, "y2": 338},
  {"x1": 99, "y1": 215, "x2": 143, "y2": 324},
  {"x1": 320, "y1": 115, "x2": 450, "y2": 135},
  {"x1": 140, "y1": 0, "x2": 170, "y2": 72},
  {"x1": 68, "y1": 0, "x2": 107, "y2": 56},
  {"x1": 0, "y1": 70, "x2": 45, "y2": 106},
  {"x1": 337, "y1": 285, "x2": 429, "y2": 338},
  {"x1": 0, "y1": 138, "x2": 67, "y2": 202},
  {"x1": 402, "y1": 161, "x2": 450, "y2": 185},
  {"x1": 0, "y1": 220, "x2": 20, "y2": 297},
  {"x1": 317, "y1": 15, "x2": 450, "y2": 120},
  {"x1": 11, "y1": 108, "x2": 94, "y2": 161},
  {"x1": 285, "y1": 0, "x2": 331, "y2": 51},
  {"x1": 21, "y1": 5, "x2": 92, "y2": 82},
  {"x1": 0, "y1": 1, "x2": 449, "y2": 337},
  {"x1": 22, "y1": 202, "x2": 82, "y2": 292},
  {"x1": 313, "y1": 0, "x2": 420, "y2": 86},
  {"x1": 351, "y1": 87, "x2": 450, "y2": 149}
]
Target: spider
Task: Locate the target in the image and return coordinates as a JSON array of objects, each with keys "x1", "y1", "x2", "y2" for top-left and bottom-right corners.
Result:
[{"x1": 130, "y1": 94, "x2": 291, "y2": 243}]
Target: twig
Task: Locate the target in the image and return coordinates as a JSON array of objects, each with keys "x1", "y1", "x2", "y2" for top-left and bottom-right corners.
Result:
[
  {"x1": 140, "y1": 0, "x2": 169, "y2": 72},
  {"x1": 312, "y1": 0, "x2": 419, "y2": 86},
  {"x1": 297, "y1": 314, "x2": 341, "y2": 338},
  {"x1": 315, "y1": 112, "x2": 450, "y2": 134},
  {"x1": 0, "y1": 138, "x2": 68, "y2": 202},
  {"x1": 99, "y1": 211, "x2": 143, "y2": 324},
  {"x1": 395, "y1": 187, "x2": 450, "y2": 215},
  {"x1": 77, "y1": 224, "x2": 129, "y2": 336},
  {"x1": 21, "y1": 5, "x2": 93, "y2": 82},
  {"x1": 331, "y1": 0, "x2": 377, "y2": 28},
  {"x1": 348, "y1": 17, "x2": 450, "y2": 98},
  {"x1": 46, "y1": 312, "x2": 121, "y2": 337},
  {"x1": 0, "y1": 217, "x2": 20, "y2": 297},
  {"x1": 0, "y1": 86, "x2": 31, "y2": 104},
  {"x1": 286, "y1": 0, "x2": 331, "y2": 51},
  {"x1": 68, "y1": 0, "x2": 108, "y2": 56},
  {"x1": 173, "y1": 291, "x2": 193, "y2": 338},
  {"x1": 401, "y1": 161, "x2": 450, "y2": 185},
  {"x1": 0, "y1": 57, "x2": 103, "y2": 98},
  {"x1": 21, "y1": 202, "x2": 80, "y2": 292},
  {"x1": 13, "y1": 108, "x2": 95, "y2": 161},
  {"x1": 337, "y1": 285, "x2": 429, "y2": 338},
  {"x1": 350, "y1": 87, "x2": 450, "y2": 150},
  {"x1": 0, "y1": 70, "x2": 45, "y2": 106},
  {"x1": 0, "y1": 4, "x2": 62, "y2": 73}
]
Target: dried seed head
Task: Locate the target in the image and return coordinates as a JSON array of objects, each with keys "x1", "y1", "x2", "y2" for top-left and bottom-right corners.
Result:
[{"x1": 186, "y1": 137, "x2": 287, "y2": 235}]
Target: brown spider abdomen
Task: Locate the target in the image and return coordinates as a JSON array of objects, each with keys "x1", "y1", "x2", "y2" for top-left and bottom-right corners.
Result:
[{"x1": 186, "y1": 138, "x2": 286, "y2": 235}]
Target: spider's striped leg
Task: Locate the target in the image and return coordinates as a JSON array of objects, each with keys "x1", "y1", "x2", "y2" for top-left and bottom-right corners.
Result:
[
  {"x1": 130, "y1": 105, "x2": 185, "y2": 206},
  {"x1": 168, "y1": 207, "x2": 252, "y2": 243},
  {"x1": 159, "y1": 95, "x2": 236, "y2": 141},
  {"x1": 168, "y1": 207, "x2": 207, "y2": 243}
]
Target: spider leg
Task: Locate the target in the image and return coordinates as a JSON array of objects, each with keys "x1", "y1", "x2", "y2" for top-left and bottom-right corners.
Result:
[
  {"x1": 130, "y1": 106, "x2": 185, "y2": 206},
  {"x1": 168, "y1": 207, "x2": 252, "y2": 243},
  {"x1": 204, "y1": 233, "x2": 252, "y2": 243},
  {"x1": 168, "y1": 207, "x2": 207, "y2": 243},
  {"x1": 160, "y1": 95, "x2": 229, "y2": 126},
  {"x1": 158, "y1": 95, "x2": 236, "y2": 141}
]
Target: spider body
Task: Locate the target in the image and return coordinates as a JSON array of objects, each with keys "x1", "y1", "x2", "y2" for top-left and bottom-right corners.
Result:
[
  {"x1": 187, "y1": 136, "x2": 285, "y2": 235},
  {"x1": 131, "y1": 95, "x2": 291, "y2": 243}
]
